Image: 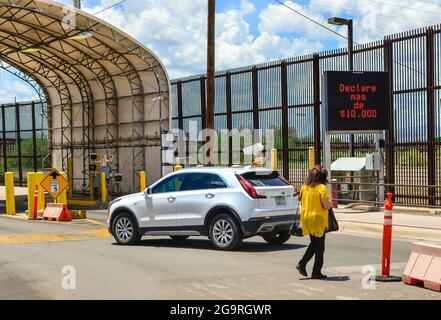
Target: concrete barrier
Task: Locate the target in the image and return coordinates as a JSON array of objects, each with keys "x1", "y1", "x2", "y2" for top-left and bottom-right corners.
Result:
[{"x1": 403, "y1": 242, "x2": 441, "y2": 292}]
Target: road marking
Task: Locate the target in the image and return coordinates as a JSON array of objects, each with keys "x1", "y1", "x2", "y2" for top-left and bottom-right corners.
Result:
[
  {"x1": 1, "y1": 214, "x2": 103, "y2": 227},
  {"x1": 0, "y1": 228, "x2": 111, "y2": 245},
  {"x1": 325, "y1": 262, "x2": 408, "y2": 274}
]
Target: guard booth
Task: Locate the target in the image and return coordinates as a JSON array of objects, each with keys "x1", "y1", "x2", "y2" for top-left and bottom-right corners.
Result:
[
  {"x1": 331, "y1": 157, "x2": 378, "y2": 202},
  {"x1": 322, "y1": 71, "x2": 391, "y2": 207}
]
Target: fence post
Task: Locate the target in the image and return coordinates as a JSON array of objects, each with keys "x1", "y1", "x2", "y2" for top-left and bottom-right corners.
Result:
[
  {"x1": 308, "y1": 147, "x2": 316, "y2": 170},
  {"x1": 426, "y1": 27, "x2": 436, "y2": 206},
  {"x1": 101, "y1": 172, "x2": 107, "y2": 203},
  {"x1": 5, "y1": 172, "x2": 15, "y2": 215},
  {"x1": 27, "y1": 172, "x2": 37, "y2": 219},
  {"x1": 271, "y1": 149, "x2": 278, "y2": 171},
  {"x1": 313, "y1": 53, "x2": 321, "y2": 165},
  {"x1": 384, "y1": 37, "x2": 395, "y2": 197}
]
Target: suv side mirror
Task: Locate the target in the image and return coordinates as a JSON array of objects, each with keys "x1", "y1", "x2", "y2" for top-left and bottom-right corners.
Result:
[{"x1": 146, "y1": 187, "x2": 152, "y2": 195}]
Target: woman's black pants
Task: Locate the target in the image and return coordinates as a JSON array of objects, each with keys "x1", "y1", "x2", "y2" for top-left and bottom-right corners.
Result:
[{"x1": 299, "y1": 234, "x2": 326, "y2": 275}]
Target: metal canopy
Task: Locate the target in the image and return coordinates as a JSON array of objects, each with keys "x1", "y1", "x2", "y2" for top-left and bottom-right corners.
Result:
[{"x1": 0, "y1": 0, "x2": 171, "y2": 193}]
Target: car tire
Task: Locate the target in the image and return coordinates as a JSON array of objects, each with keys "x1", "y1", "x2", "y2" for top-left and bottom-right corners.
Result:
[
  {"x1": 112, "y1": 212, "x2": 142, "y2": 245},
  {"x1": 170, "y1": 236, "x2": 189, "y2": 241},
  {"x1": 209, "y1": 214, "x2": 242, "y2": 251},
  {"x1": 263, "y1": 230, "x2": 291, "y2": 245}
]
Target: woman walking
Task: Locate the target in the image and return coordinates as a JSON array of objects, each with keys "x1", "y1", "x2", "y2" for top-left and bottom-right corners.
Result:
[{"x1": 296, "y1": 165, "x2": 332, "y2": 279}]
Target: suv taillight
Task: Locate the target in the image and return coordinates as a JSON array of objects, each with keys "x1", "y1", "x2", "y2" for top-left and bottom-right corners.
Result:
[{"x1": 235, "y1": 174, "x2": 267, "y2": 199}]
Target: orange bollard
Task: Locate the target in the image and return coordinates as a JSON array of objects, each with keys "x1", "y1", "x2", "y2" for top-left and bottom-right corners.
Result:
[
  {"x1": 32, "y1": 185, "x2": 39, "y2": 220},
  {"x1": 371, "y1": 192, "x2": 402, "y2": 282},
  {"x1": 382, "y1": 193, "x2": 393, "y2": 276}
]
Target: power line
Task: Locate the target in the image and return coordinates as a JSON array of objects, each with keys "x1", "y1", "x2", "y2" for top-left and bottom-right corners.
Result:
[
  {"x1": 273, "y1": 0, "x2": 428, "y2": 78},
  {"x1": 308, "y1": 2, "x2": 437, "y2": 25},
  {"x1": 109, "y1": 9, "x2": 285, "y2": 58},
  {"x1": 273, "y1": 0, "x2": 349, "y2": 41},
  {"x1": 367, "y1": 0, "x2": 441, "y2": 17},
  {"x1": 94, "y1": 0, "x2": 128, "y2": 15}
]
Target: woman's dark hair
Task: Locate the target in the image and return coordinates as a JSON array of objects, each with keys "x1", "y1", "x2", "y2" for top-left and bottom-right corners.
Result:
[{"x1": 305, "y1": 165, "x2": 328, "y2": 187}]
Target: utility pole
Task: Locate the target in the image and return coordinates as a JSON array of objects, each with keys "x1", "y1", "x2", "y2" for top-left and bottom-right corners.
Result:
[
  {"x1": 205, "y1": 0, "x2": 215, "y2": 166},
  {"x1": 328, "y1": 17, "x2": 354, "y2": 156},
  {"x1": 73, "y1": 0, "x2": 81, "y2": 9}
]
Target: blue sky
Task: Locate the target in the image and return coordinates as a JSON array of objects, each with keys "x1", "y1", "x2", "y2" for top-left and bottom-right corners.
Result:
[{"x1": 1, "y1": 0, "x2": 440, "y2": 103}]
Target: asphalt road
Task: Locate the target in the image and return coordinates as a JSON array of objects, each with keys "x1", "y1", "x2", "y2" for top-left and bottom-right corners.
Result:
[{"x1": 0, "y1": 212, "x2": 440, "y2": 300}]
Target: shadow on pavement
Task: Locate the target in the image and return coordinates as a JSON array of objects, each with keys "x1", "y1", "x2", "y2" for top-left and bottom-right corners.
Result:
[
  {"x1": 300, "y1": 276, "x2": 351, "y2": 282},
  {"x1": 111, "y1": 238, "x2": 307, "y2": 252}
]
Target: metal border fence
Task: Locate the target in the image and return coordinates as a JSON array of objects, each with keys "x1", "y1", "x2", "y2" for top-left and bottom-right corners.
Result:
[{"x1": 171, "y1": 25, "x2": 441, "y2": 207}]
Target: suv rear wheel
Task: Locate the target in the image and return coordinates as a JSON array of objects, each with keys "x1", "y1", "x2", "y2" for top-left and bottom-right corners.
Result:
[
  {"x1": 209, "y1": 214, "x2": 242, "y2": 251},
  {"x1": 262, "y1": 230, "x2": 291, "y2": 245},
  {"x1": 112, "y1": 212, "x2": 142, "y2": 245}
]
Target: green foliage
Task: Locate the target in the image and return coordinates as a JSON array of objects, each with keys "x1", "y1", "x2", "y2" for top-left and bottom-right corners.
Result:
[{"x1": 5, "y1": 138, "x2": 49, "y2": 169}]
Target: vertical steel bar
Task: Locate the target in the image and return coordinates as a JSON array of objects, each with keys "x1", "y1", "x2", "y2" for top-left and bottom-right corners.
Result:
[
  {"x1": 200, "y1": 76, "x2": 207, "y2": 131},
  {"x1": 31, "y1": 101, "x2": 37, "y2": 172},
  {"x1": 313, "y1": 54, "x2": 321, "y2": 164},
  {"x1": 15, "y1": 103, "x2": 22, "y2": 186},
  {"x1": 177, "y1": 81, "x2": 184, "y2": 131},
  {"x1": 384, "y1": 37, "x2": 395, "y2": 196},
  {"x1": 426, "y1": 27, "x2": 436, "y2": 206},
  {"x1": 1, "y1": 105, "x2": 6, "y2": 176},
  {"x1": 226, "y1": 72, "x2": 233, "y2": 166},
  {"x1": 281, "y1": 61, "x2": 289, "y2": 178}
]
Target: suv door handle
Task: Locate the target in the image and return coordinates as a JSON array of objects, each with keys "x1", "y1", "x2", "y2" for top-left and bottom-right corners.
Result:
[
  {"x1": 167, "y1": 196, "x2": 176, "y2": 203},
  {"x1": 205, "y1": 193, "x2": 215, "y2": 199}
]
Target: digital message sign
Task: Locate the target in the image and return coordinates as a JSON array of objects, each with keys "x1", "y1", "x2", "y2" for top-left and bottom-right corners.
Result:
[{"x1": 323, "y1": 71, "x2": 390, "y2": 132}]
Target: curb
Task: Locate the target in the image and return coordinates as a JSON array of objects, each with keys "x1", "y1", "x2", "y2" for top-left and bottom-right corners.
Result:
[{"x1": 339, "y1": 221, "x2": 441, "y2": 242}]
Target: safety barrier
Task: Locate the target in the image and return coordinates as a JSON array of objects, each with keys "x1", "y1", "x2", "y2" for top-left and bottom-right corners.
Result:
[
  {"x1": 403, "y1": 242, "x2": 441, "y2": 292},
  {"x1": 43, "y1": 203, "x2": 72, "y2": 222}
]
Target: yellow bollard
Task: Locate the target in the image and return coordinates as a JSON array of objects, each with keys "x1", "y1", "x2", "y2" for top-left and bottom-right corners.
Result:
[
  {"x1": 68, "y1": 157, "x2": 73, "y2": 199},
  {"x1": 89, "y1": 174, "x2": 94, "y2": 200},
  {"x1": 140, "y1": 171, "x2": 146, "y2": 192},
  {"x1": 308, "y1": 147, "x2": 316, "y2": 170},
  {"x1": 174, "y1": 165, "x2": 183, "y2": 172},
  {"x1": 58, "y1": 172, "x2": 68, "y2": 204},
  {"x1": 27, "y1": 172, "x2": 37, "y2": 219},
  {"x1": 5, "y1": 172, "x2": 15, "y2": 215},
  {"x1": 36, "y1": 172, "x2": 45, "y2": 211},
  {"x1": 101, "y1": 171, "x2": 107, "y2": 203},
  {"x1": 271, "y1": 149, "x2": 278, "y2": 171}
]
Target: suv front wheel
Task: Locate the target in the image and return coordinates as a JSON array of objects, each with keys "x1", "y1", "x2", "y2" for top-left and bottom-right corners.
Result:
[
  {"x1": 112, "y1": 212, "x2": 142, "y2": 245},
  {"x1": 209, "y1": 214, "x2": 243, "y2": 251}
]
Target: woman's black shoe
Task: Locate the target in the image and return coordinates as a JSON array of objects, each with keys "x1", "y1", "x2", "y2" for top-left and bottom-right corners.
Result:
[
  {"x1": 296, "y1": 264, "x2": 308, "y2": 277},
  {"x1": 311, "y1": 273, "x2": 328, "y2": 279}
]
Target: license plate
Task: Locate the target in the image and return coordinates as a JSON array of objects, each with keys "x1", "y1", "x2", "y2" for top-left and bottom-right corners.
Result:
[{"x1": 275, "y1": 196, "x2": 286, "y2": 206}]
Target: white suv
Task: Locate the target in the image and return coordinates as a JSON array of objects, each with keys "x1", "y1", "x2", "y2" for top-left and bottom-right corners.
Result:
[{"x1": 107, "y1": 167, "x2": 299, "y2": 250}]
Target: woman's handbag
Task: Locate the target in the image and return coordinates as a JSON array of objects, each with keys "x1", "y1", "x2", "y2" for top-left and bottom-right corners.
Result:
[
  {"x1": 291, "y1": 205, "x2": 303, "y2": 237},
  {"x1": 326, "y1": 208, "x2": 339, "y2": 233}
]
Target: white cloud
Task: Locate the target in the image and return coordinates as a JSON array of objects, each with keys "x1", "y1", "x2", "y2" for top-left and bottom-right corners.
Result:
[
  {"x1": 3, "y1": 0, "x2": 441, "y2": 102},
  {"x1": 0, "y1": 77, "x2": 39, "y2": 104}
]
